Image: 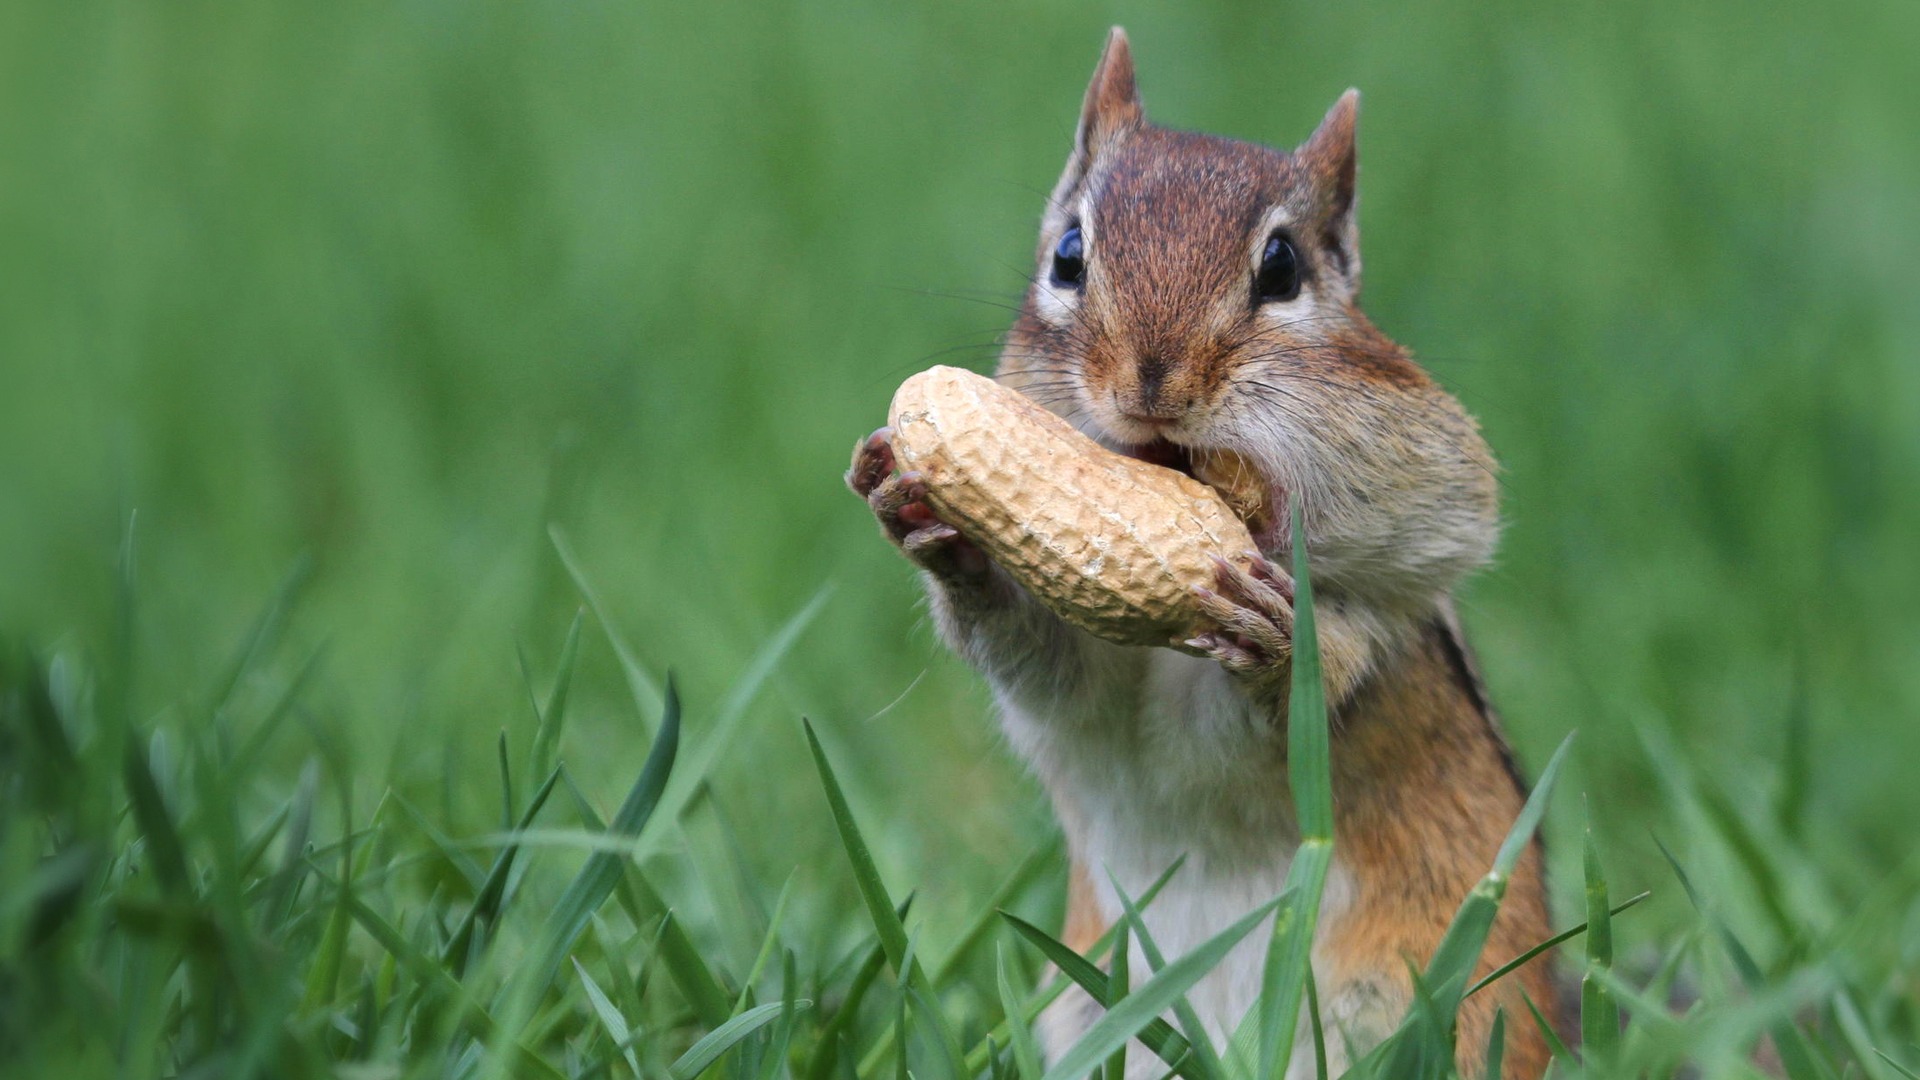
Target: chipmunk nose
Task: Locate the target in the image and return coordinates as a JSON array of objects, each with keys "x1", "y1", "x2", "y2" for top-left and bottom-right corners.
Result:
[{"x1": 1136, "y1": 355, "x2": 1171, "y2": 410}]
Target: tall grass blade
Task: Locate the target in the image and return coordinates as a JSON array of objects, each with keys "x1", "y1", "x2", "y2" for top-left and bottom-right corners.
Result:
[
  {"x1": 999, "y1": 911, "x2": 1193, "y2": 1073},
  {"x1": 550, "y1": 525, "x2": 663, "y2": 719},
  {"x1": 517, "y1": 674, "x2": 679, "y2": 1004},
  {"x1": 804, "y1": 899, "x2": 913, "y2": 1080},
  {"x1": 1426, "y1": 732, "x2": 1575, "y2": 1005},
  {"x1": 1106, "y1": 922, "x2": 1130, "y2": 1080},
  {"x1": 956, "y1": 857, "x2": 1186, "y2": 1077},
  {"x1": 641, "y1": 584, "x2": 832, "y2": 858},
  {"x1": 205, "y1": 553, "x2": 311, "y2": 718},
  {"x1": 1306, "y1": 968, "x2": 1328, "y2": 1080},
  {"x1": 1257, "y1": 498, "x2": 1336, "y2": 1080},
  {"x1": 443, "y1": 767, "x2": 562, "y2": 974},
  {"x1": 1038, "y1": 897, "x2": 1281, "y2": 1080},
  {"x1": 124, "y1": 732, "x2": 192, "y2": 897},
  {"x1": 803, "y1": 717, "x2": 966, "y2": 1077},
  {"x1": 932, "y1": 841, "x2": 1055, "y2": 983},
  {"x1": 1654, "y1": 837, "x2": 1824, "y2": 1080},
  {"x1": 1874, "y1": 1050, "x2": 1920, "y2": 1080},
  {"x1": 1464, "y1": 891, "x2": 1651, "y2": 1000},
  {"x1": 337, "y1": 892, "x2": 564, "y2": 1080},
  {"x1": 1361, "y1": 732, "x2": 1573, "y2": 1076},
  {"x1": 667, "y1": 1001, "x2": 810, "y2": 1080},
  {"x1": 1580, "y1": 806, "x2": 1621, "y2": 1066},
  {"x1": 1107, "y1": 870, "x2": 1226, "y2": 1080},
  {"x1": 732, "y1": 870, "x2": 798, "y2": 1016},
  {"x1": 531, "y1": 608, "x2": 585, "y2": 782},
  {"x1": 998, "y1": 944, "x2": 1046, "y2": 1080},
  {"x1": 573, "y1": 957, "x2": 640, "y2": 1078}
]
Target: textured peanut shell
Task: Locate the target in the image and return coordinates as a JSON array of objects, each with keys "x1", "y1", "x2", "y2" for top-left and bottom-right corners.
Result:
[{"x1": 888, "y1": 365, "x2": 1258, "y2": 646}]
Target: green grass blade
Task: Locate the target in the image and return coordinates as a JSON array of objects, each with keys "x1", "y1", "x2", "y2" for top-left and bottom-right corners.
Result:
[
  {"x1": 1107, "y1": 870, "x2": 1226, "y2": 1080},
  {"x1": 1106, "y1": 921, "x2": 1130, "y2": 1080},
  {"x1": 550, "y1": 525, "x2": 664, "y2": 719},
  {"x1": 124, "y1": 732, "x2": 192, "y2": 897},
  {"x1": 1874, "y1": 1050, "x2": 1920, "y2": 1080},
  {"x1": 338, "y1": 892, "x2": 564, "y2": 1080},
  {"x1": 1038, "y1": 897, "x2": 1281, "y2": 1080},
  {"x1": 1579, "y1": 806, "x2": 1620, "y2": 1066},
  {"x1": 732, "y1": 869, "x2": 797, "y2": 1016},
  {"x1": 931, "y1": 841, "x2": 1055, "y2": 983},
  {"x1": 803, "y1": 717, "x2": 966, "y2": 1077},
  {"x1": 650, "y1": 908, "x2": 734, "y2": 1030},
  {"x1": 1463, "y1": 891, "x2": 1650, "y2": 1000},
  {"x1": 497, "y1": 730, "x2": 515, "y2": 828},
  {"x1": 204, "y1": 553, "x2": 311, "y2": 719},
  {"x1": 1521, "y1": 990, "x2": 1575, "y2": 1065},
  {"x1": 443, "y1": 767, "x2": 561, "y2": 973},
  {"x1": 516, "y1": 673, "x2": 679, "y2": 1004},
  {"x1": 1305, "y1": 968, "x2": 1328, "y2": 1080},
  {"x1": 999, "y1": 910, "x2": 1193, "y2": 1071},
  {"x1": 1366, "y1": 732, "x2": 1573, "y2": 1076},
  {"x1": 1835, "y1": 993, "x2": 1901, "y2": 1080},
  {"x1": 1427, "y1": 732, "x2": 1575, "y2": 1007},
  {"x1": 1653, "y1": 837, "x2": 1824, "y2": 1080},
  {"x1": 531, "y1": 607, "x2": 584, "y2": 781},
  {"x1": 1257, "y1": 498, "x2": 1337, "y2": 1080},
  {"x1": 639, "y1": 585, "x2": 832, "y2": 859},
  {"x1": 805, "y1": 899, "x2": 914, "y2": 1080},
  {"x1": 802, "y1": 718, "x2": 909, "y2": 970},
  {"x1": 752, "y1": 952, "x2": 802, "y2": 1080},
  {"x1": 573, "y1": 957, "x2": 640, "y2": 1077},
  {"x1": 667, "y1": 1000, "x2": 810, "y2": 1080},
  {"x1": 998, "y1": 944, "x2": 1046, "y2": 1080},
  {"x1": 256, "y1": 759, "x2": 316, "y2": 927},
  {"x1": 390, "y1": 791, "x2": 487, "y2": 891},
  {"x1": 954, "y1": 857, "x2": 1188, "y2": 1077},
  {"x1": 556, "y1": 763, "x2": 732, "y2": 1027}
]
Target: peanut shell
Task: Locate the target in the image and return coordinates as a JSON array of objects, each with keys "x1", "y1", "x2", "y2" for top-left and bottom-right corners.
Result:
[{"x1": 887, "y1": 365, "x2": 1258, "y2": 647}]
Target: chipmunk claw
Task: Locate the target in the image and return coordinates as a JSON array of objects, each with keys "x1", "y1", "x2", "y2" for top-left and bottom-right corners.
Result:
[
  {"x1": 847, "y1": 427, "x2": 896, "y2": 497},
  {"x1": 849, "y1": 429, "x2": 988, "y2": 580},
  {"x1": 1190, "y1": 551, "x2": 1295, "y2": 684}
]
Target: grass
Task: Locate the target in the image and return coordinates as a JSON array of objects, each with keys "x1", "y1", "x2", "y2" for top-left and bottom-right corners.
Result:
[
  {"x1": 2, "y1": 0, "x2": 1918, "y2": 1077},
  {"x1": 3, "y1": 513, "x2": 1918, "y2": 1078}
]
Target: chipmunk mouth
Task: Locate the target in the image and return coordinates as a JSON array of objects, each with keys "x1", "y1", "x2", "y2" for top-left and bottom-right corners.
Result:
[
  {"x1": 1126, "y1": 437, "x2": 1196, "y2": 478},
  {"x1": 1124, "y1": 439, "x2": 1275, "y2": 534}
]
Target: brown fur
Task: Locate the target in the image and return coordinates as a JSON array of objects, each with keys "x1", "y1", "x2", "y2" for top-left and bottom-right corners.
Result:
[{"x1": 1012, "y1": 29, "x2": 1554, "y2": 1076}]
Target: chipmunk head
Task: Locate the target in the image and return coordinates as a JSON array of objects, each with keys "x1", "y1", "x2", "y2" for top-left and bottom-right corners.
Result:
[{"x1": 1000, "y1": 28, "x2": 1500, "y2": 608}]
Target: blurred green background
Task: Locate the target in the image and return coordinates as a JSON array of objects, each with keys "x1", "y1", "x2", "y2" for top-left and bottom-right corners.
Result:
[{"x1": 3, "y1": 0, "x2": 1916, "y2": 944}]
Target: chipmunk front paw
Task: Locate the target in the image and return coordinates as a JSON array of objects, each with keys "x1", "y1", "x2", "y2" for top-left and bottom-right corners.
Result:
[
  {"x1": 847, "y1": 427, "x2": 990, "y2": 582},
  {"x1": 1186, "y1": 552, "x2": 1296, "y2": 689}
]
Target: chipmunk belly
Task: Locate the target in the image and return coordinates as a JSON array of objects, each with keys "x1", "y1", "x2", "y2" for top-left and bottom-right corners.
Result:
[{"x1": 997, "y1": 650, "x2": 1400, "y2": 1077}]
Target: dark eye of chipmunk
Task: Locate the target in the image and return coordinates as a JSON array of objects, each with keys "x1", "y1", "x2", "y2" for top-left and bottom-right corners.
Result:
[
  {"x1": 1050, "y1": 224, "x2": 1085, "y2": 289},
  {"x1": 1255, "y1": 233, "x2": 1302, "y2": 304}
]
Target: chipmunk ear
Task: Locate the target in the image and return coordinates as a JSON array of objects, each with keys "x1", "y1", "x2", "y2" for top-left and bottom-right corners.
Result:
[
  {"x1": 1075, "y1": 27, "x2": 1145, "y2": 160},
  {"x1": 1300, "y1": 89, "x2": 1361, "y2": 288},
  {"x1": 1048, "y1": 29, "x2": 1145, "y2": 227}
]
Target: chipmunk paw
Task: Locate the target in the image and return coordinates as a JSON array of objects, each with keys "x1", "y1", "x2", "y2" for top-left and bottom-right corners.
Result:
[
  {"x1": 1188, "y1": 552, "x2": 1295, "y2": 685},
  {"x1": 848, "y1": 428, "x2": 987, "y2": 580}
]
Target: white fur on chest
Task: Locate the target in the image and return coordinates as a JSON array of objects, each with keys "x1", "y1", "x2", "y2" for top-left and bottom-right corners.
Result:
[{"x1": 994, "y1": 648, "x2": 1360, "y2": 1060}]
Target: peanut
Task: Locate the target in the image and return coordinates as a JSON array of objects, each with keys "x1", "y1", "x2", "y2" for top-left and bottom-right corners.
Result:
[{"x1": 888, "y1": 365, "x2": 1260, "y2": 646}]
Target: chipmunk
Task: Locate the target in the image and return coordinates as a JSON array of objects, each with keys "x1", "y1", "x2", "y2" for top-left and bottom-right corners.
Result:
[{"x1": 847, "y1": 28, "x2": 1555, "y2": 1079}]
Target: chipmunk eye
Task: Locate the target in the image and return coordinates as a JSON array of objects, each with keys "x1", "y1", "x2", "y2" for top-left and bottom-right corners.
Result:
[
  {"x1": 1255, "y1": 233, "x2": 1302, "y2": 304},
  {"x1": 1051, "y1": 224, "x2": 1086, "y2": 289}
]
